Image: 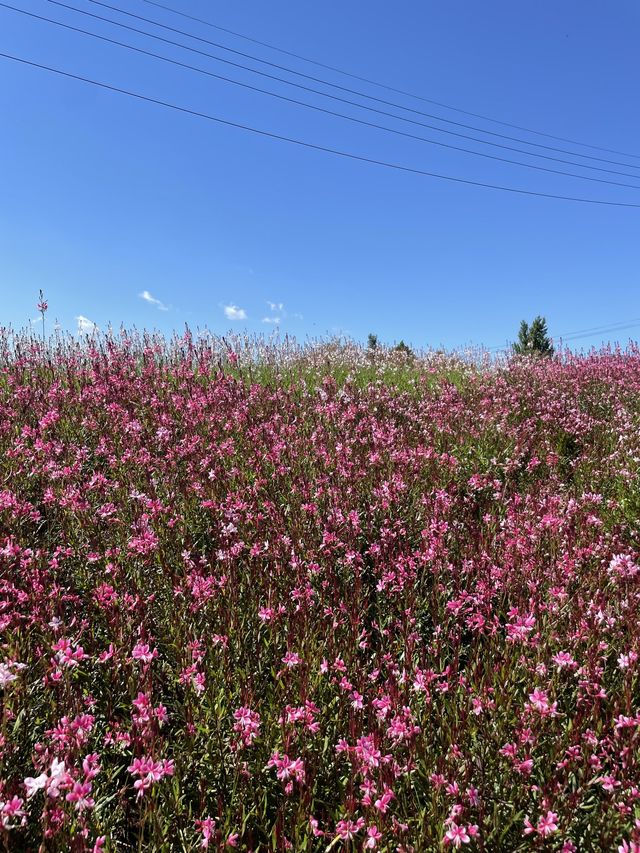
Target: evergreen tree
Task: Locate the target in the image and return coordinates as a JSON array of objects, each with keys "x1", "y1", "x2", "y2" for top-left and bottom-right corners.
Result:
[
  {"x1": 393, "y1": 340, "x2": 414, "y2": 358},
  {"x1": 513, "y1": 316, "x2": 554, "y2": 356}
]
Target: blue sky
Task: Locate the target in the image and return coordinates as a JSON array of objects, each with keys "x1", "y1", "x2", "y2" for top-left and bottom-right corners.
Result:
[{"x1": 1, "y1": 0, "x2": 639, "y2": 351}]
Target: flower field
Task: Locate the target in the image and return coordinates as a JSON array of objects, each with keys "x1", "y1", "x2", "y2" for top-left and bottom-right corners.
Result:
[{"x1": 1, "y1": 332, "x2": 639, "y2": 851}]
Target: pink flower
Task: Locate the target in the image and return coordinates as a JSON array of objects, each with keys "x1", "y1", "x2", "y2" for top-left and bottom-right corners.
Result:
[
  {"x1": 281, "y1": 651, "x2": 301, "y2": 668},
  {"x1": 618, "y1": 651, "x2": 638, "y2": 670},
  {"x1": 98, "y1": 645, "x2": 115, "y2": 663},
  {"x1": 619, "y1": 841, "x2": 640, "y2": 853},
  {"x1": 609, "y1": 554, "x2": 639, "y2": 579},
  {"x1": 127, "y1": 756, "x2": 175, "y2": 797},
  {"x1": 552, "y1": 651, "x2": 577, "y2": 670},
  {"x1": 83, "y1": 753, "x2": 102, "y2": 781},
  {"x1": 309, "y1": 816, "x2": 325, "y2": 837},
  {"x1": 233, "y1": 706, "x2": 261, "y2": 748},
  {"x1": 444, "y1": 824, "x2": 471, "y2": 847},
  {"x1": 66, "y1": 781, "x2": 95, "y2": 812},
  {"x1": 506, "y1": 614, "x2": 536, "y2": 643},
  {"x1": 374, "y1": 786, "x2": 394, "y2": 814},
  {"x1": 132, "y1": 643, "x2": 158, "y2": 664},
  {"x1": 258, "y1": 607, "x2": 275, "y2": 622},
  {"x1": 1, "y1": 796, "x2": 26, "y2": 829},
  {"x1": 355, "y1": 735, "x2": 382, "y2": 769},
  {"x1": 527, "y1": 688, "x2": 557, "y2": 716},
  {"x1": 195, "y1": 817, "x2": 216, "y2": 848},
  {"x1": 266, "y1": 752, "x2": 305, "y2": 786},
  {"x1": 537, "y1": 811, "x2": 558, "y2": 837},
  {"x1": 335, "y1": 817, "x2": 365, "y2": 841},
  {"x1": 365, "y1": 824, "x2": 383, "y2": 849},
  {"x1": 598, "y1": 775, "x2": 620, "y2": 792},
  {"x1": 528, "y1": 688, "x2": 550, "y2": 712},
  {"x1": 52, "y1": 638, "x2": 87, "y2": 668}
]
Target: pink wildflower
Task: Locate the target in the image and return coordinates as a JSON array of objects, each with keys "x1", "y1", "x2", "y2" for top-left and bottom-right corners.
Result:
[{"x1": 444, "y1": 824, "x2": 471, "y2": 847}]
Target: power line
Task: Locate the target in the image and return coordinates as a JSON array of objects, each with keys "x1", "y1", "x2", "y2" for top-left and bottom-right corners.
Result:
[
  {"x1": 559, "y1": 320, "x2": 640, "y2": 342},
  {"x1": 7, "y1": 3, "x2": 640, "y2": 192},
  {"x1": 3, "y1": 49, "x2": 640, "y2": 208},
  {"x1": 140, "y1": 0, "x2": 640, "y2": 163},
  {"x1": 45, "y1": 0, "x2": 640, "y2": 183},
  {"x1": 82, "y1": 0, "x2": 640, "y2": 173},
  {"x1": 554, "y1": 317, "x2": 640, "y2": 339},
  {"x1": 489, "y1": 318, "x2": 640, "y2": 351}
]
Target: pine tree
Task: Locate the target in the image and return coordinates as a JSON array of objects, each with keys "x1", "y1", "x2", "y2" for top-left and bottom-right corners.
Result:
[
  {"x1": 393, "y1": 340, "x2": 414, "y2": 358},
  {"x1": 513, "y1": 316, "x2": 554, "y2": 356}
]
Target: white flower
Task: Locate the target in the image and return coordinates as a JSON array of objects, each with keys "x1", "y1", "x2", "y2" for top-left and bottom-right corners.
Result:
[
  {"x1": 24, "y1": 773, "x2": 47, "y2": 799},
  {"x1": 0, "y1": 663, "x2": 18, "y2": 688}
]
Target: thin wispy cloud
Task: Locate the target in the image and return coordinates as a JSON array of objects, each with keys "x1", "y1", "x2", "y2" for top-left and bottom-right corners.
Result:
[
  {"x1": 331, "y1": 325, "x2": 351, "y2": 338},
  {"x1": 261, "y1": 301, "x2": 303, "y2": 324},
  {"x1": 29, "y1": 317, "x2": 63, "y2": 333},
  {"x1": 224, "y1": 305, "x2": 247, "y2": 321},
  {"x1": 76, "y1": 315, "x2": 98, "y2": 334},
  {"x1": 139, "y1": 290, "x2": 169, "y2": 311}
]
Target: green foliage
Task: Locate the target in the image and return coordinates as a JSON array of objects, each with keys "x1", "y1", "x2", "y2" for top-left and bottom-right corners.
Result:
[
  {"x1": 392, "y1": 340, "x2": 414, "y2": 358},
  {"x1": 367, "y1": 333, "x2": 378, "y2": 350},
  {"x1": 513, "y1": 316, "x2": 554, "y2": 357}
]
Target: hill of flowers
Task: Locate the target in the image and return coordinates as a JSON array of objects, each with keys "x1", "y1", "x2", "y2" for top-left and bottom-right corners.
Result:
[{"x1": 1, "y1": 330, "x2": 639, "y2": 852}]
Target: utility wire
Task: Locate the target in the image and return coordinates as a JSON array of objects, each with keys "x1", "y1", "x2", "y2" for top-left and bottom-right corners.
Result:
[
  {"x1": 559, "y1": 321, "x2": 640, "y2": 343},
  {"x1": 82, "y1": 0, "x2": 640, "y2": 172},
  {"x1": 45, "y1": 0, "x2": 640, "y2": 183},
  {"x1": 6, "y1": 3, "x2": 640, "y2": 191},
  {"x1": 489, "y1": 319, "x2": 640, "y2": 351},
  {"x1": 2, "y1": 49, "x2": 640, "y2": 208},
  {"x1": 556, "y1": 317, "x2": 640, "y2": 340},
  {"x1": 140, "y1": 0, "x2": 640, "y2": 162}
]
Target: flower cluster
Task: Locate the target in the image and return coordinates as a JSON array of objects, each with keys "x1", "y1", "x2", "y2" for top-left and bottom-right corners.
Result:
[{"x1": 0, "y1": 329, "x2": 639, "y2": 849}]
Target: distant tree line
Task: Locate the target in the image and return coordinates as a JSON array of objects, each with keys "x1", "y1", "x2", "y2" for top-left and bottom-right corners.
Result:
[{"x1": 367, "y1": 315, "x2": 554, "y2": 357}]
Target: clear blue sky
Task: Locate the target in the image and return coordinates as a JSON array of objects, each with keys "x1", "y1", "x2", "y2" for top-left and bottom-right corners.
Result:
[{"x1": 1, "y1": 0, "x2": 639, "y2": 351}]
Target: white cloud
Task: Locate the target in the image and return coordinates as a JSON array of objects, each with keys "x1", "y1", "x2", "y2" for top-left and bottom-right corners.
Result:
[
  {"x1": 224, "y1": 304, "x2": 247, "y2": 321},
  {"x1": 139, "y1": 290, "x2": 168, "y2": 311},
  {"x1": 263, "y1": 301, "x2": 302, "y2": 322},
  {"x1": 76, "y1": 315, "x2": 98, "y2": 334},
  {"x1": 331, "y1": 325, "x2": 351, "y2": 337},
  {"x1": 262, "y1": 301, "x2": 294, "y2": 324}
]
